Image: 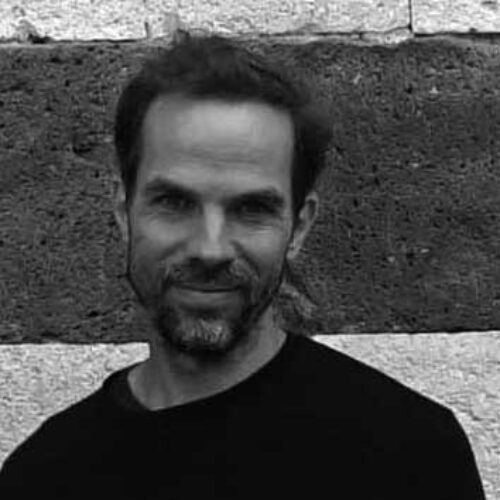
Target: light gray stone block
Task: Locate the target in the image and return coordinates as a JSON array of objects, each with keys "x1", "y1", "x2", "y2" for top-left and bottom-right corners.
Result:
[
  {"x1": 311, "y1": 0, "x2": 409, "y2": 32},
  {"x1": 0, "y1": 0, "x2": 178, "y2": 41},
  {"x1": 174, "y1": 0, "x2": 409, "y2": 34},
  {"x1": 413, "y1": 0, "x2": 500, "y2": 33},
  {"x1": 0, "y1": 0, "x2": 410, "y2": 41}
]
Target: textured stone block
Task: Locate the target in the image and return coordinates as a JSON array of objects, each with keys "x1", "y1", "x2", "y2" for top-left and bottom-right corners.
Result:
[
  {"x1": 313, "y1": 0, "x2": 409, "y2": 32},
  {"x1": 175, "y1": 0, "x2": 409, "y2": 34},
  {"x1": 0, "y1": 0, "x2": 178, "y2": 41},
  {"x1": 0, "y1": 0, "x2": 409, "y2": 41},
  {"x1": 413, "y1": 0, "x2": 500, "y2": 33},
  {"x1": 0, "y1": 333, "x2": 498, "y2": 498},
  {"x1": 3, "y1": 38, "x2": 500, "y2": 340}
]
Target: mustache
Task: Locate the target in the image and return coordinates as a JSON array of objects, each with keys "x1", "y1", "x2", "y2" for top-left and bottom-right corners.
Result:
[{"x1": 164, "y1": 261, "x2": 258, "y2": 289}]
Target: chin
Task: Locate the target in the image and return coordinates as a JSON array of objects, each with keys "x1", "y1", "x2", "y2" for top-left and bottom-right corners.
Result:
[
  {"x1": 156, "y1": 311, "x2": 249, "y2": 358},
  {"x1": 152, "y1": 282, "x2": 278, "y2": 358},
  {"x1": 169, "y1": 336, "x2": 240, "y2": 359}
]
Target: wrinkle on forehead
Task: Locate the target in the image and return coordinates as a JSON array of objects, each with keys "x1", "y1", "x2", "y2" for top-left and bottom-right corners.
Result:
[
  {"x1": 141, "y1": 95, "x2": 294, "y2": 168},
  {"x1": 173, "y1": 142, "x2": 275, "y2": 166}
]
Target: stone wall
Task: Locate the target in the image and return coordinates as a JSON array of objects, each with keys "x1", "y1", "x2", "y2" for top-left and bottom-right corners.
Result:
[{"x1": 0, "y1": 1, "x2": 499, "y2": 499}]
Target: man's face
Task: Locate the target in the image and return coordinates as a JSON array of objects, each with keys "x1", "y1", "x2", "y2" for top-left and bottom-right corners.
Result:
[{"x1": 115, "y1": 95, "x2": 316, "y2": 357}]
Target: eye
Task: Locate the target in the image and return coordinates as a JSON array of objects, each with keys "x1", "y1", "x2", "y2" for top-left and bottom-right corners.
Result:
[
  {"x1": 155, "y1": 194, "x2": 194, "y2": 212},
  {"x1": 234, "y1": 201, "x2": 275, "y2": 218}
]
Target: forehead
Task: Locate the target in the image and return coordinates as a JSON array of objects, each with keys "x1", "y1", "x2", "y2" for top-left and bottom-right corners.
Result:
[{"x1": 137, "y1": 95, "x2": 294, "y2": 198}]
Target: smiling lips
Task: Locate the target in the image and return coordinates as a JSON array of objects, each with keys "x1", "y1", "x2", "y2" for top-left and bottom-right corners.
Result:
[
  {"x1": 178, "y1": 285, "x2": 237, "y2": 292},
  {"x1": 170, "y1": 285, "x2": 241, "y2": 306}
]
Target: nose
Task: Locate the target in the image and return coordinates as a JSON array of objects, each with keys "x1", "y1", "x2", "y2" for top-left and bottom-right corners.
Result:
[{"x1": 187, "y1": 206, "x2": 235, "y2": 264}]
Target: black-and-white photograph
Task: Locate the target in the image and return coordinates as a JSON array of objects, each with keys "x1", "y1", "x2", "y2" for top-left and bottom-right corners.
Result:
[{"x1": 0, "y1": 1, "x2": 497, "y2": 499}]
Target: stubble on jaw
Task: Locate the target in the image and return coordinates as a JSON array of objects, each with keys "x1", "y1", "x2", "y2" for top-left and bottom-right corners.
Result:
[
  {"x1": 127, "y1": 246, "x2": 287, "y2": 359},
  {"x1": 153, "y1": 305, "x2": 241, "y2": 357},
  {"x1": 150, "y1": 263, "x2": 285, "y2": 359}
]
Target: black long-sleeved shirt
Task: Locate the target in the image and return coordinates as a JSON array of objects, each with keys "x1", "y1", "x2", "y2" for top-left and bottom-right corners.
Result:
[{"x1": 0, "y1": 332, "x2": 486, "y2": 499}]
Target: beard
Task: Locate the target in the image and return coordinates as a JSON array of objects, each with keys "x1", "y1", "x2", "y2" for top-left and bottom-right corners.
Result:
[{"x1": 126, "y1": 242, "x2": 286, "y2": 359}]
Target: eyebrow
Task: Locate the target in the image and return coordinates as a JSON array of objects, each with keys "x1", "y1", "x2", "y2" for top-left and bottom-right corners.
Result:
[{"x1": 142, "y1": 178, "x2": 286, "y2": 212}]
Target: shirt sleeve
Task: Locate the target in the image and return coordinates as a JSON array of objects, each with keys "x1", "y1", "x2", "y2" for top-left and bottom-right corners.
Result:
[
  {"x1": 444, "y1": 412, "x2": 486, "y2": 500},
  {"x1": 414, "y1": 408, "x2": 487, "y2": 500}
]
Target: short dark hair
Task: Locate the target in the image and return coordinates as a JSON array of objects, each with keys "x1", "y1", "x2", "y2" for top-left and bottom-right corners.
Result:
[{"x1": 114, "y1": 32, "x2": 331, "y2": 220}]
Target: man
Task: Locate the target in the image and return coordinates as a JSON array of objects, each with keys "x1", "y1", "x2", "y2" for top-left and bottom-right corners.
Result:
[{"x1": 0, "y1": 33, "x2": 485, "y2": 499}]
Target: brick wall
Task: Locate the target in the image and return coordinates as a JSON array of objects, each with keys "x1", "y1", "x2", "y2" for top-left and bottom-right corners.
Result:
[{"x1": 0, "y1": 1, "x2": 499, "y2": 498}]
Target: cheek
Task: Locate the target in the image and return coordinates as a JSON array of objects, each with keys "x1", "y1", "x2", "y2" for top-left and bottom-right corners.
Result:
[
  {"x1": 137, "y1": 214, "x2": 186, "y2": 247},
  {"x1": 131, "y1": 214, "x2": 187, "y2": 261},
  {"x1": 128, "y1": 228, "x2": 172, "y2": 291},
  {"x1": 240, "y1": 227, "x2": 289, "y2": 275}
]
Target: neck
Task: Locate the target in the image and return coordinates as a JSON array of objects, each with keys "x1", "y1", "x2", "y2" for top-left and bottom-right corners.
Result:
[{"x1": 128, "y1": 308, "x2": 287, "y2": 410}]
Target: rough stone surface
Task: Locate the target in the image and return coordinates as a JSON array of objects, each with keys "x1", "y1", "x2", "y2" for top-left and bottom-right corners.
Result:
[
  {"x1": 176, "y1": 0, "x2": 409, "y2": 34},
  {"x1": 0, "y1": 0, "x2": 178, "y2": 41},
  {"x1": 413, "y1": 0, "x2": 500, "y2": 34},
  {"x1": 0, "y1": 333, "x2": 498, "y2": 499},
  {"x1": 3, "y1": 38, "x2": 500, "y2": 339},
  {"x1": 0, "y1": 0, "x2": 409, "y2": 41}
]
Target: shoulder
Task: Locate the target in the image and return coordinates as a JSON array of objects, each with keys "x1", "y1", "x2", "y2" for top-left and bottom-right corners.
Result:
[
  {"x1": 286, "y1": 335, "x2": 484, "y2": 499},
  {"x1": 287, "y1": 333, "x2": 458, "y2": 434},
  {"x1": 1, "y1": 367, "x2": 126, "y2": 474}
]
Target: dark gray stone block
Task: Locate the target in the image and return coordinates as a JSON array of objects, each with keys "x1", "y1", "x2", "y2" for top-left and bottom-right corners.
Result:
[{"x1": 2, "y1": 37, "x2": 500, "y2": 341}]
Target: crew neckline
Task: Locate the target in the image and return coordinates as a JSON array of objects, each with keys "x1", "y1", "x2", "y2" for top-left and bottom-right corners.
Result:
[{"x1": 105, "y1": 330, "x2": 299, "y2": 418}]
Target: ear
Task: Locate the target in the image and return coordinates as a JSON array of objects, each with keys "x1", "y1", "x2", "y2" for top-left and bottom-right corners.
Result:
[
  {"x1": 287, "y1": 191, "x2": 319, "y2": 260},
  {"x1": 113, "y1": 181, "x2": 130, "y2": 245}
]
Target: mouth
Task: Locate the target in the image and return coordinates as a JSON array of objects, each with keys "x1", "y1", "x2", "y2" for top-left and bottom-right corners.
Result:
[
  {"x1": 182, "y1": 287, "x2": 236, "y2": 293},
  {"x1": 176, "y1": 284, "x2": 239, "y2": 292},
  {"x1": 169, "y1": 285, "x2": 241, "y2": 306}
]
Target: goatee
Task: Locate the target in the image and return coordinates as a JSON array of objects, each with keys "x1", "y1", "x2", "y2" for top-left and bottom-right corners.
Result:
[{"x1": 126, "y1": 243, "x2": 286, "y2": 359}]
